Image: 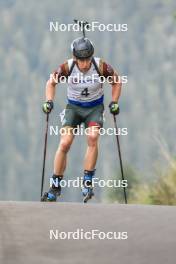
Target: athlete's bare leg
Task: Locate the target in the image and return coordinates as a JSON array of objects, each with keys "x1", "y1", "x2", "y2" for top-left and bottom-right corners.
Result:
[
  {"x1": 54, "y1": 127, "x2": 74, "y2": 175},
  {"x1": 84, "y1": 126, "x2": 100, "y2": 171}
]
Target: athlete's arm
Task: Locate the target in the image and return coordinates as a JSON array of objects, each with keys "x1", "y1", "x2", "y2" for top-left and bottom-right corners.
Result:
[
  {"x1": 43, "y1": 64, "x2": 67, "y2": 114},
  {"x1": 102, "y1": 61, "x2": 122, "y2": 102},
  {"x1": 111, "y1": 72, "x2": 122, "y2": 102},
  {"x1": 45, "y1": 62, "x2": 69, "y2": 101},
  {"x1": 42, "y1": 74, "x2": 57, "y2": 114},
  {"x1": 102, "y1": 60, "x2": 121, "y2": 115},
  {"x1": 45, "y1": 72, "x2": 58, "y2": 101}
]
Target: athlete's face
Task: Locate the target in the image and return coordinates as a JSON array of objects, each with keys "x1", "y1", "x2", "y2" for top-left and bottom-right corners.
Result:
[{"x1": 76, "y1": 58, "x2": 92, "y2": 73}]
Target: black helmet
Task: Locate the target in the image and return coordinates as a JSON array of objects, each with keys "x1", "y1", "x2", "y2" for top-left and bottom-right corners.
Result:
[{"x1": 71, "y1": 37, "x2": 94, "y2": 59}]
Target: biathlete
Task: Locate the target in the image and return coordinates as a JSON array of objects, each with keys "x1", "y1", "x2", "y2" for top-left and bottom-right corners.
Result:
[{"x1": 41, "y1": 37, "x2": 121, "y2": 202}]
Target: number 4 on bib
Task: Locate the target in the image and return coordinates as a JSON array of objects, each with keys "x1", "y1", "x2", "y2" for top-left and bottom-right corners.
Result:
[{"x1": 81, "y1": 88, "x2": 90, "y2": 97}]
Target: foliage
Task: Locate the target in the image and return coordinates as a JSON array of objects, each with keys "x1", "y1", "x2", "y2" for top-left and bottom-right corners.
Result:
[{"x1": 106, "y1": 161, "x2": 176, "y2": 205}]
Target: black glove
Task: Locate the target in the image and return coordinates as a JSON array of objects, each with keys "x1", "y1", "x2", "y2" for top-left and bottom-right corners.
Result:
[
  {"x1": 42, "y1": 100, "x2": 54, "y2": 114},
  {"x1": 109, "y1": 101, "x2": 120, "y2": 115}
]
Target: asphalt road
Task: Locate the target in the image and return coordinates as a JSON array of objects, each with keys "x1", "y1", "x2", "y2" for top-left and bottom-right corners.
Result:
[{"x1": 0, "y1": 202, "x2": 175, "y2": 264}]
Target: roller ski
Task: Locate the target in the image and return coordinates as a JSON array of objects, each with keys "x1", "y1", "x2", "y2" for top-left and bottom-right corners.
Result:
[
  {"x1": 41, "y1": 175, "x2": 62, "y2": 202},
  {"x1": 82, "y1": 170, "x2": 95, "y2": 203}
]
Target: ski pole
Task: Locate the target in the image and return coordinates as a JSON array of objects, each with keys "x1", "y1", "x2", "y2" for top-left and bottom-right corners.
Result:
[
  {"x1": 41, "y1": 113, "x2": 49, "y2": 198},
  {"x1": 113, "y1": 114, "x2": 128, "y2": 204}
]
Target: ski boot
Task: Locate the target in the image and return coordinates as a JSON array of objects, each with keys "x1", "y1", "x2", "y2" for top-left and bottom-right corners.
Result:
[
  {"x1": 82, "y1": 170, "x2": 95, "y2": 203},
  {"x1": 41, "y1": 175, "x2": 63, "y2": 202}
]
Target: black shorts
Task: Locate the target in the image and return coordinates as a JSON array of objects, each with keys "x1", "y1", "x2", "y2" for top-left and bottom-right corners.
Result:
[{"x1": 60, "y1": 103, "x2": 104, "y2": 128}]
